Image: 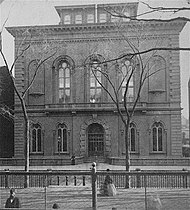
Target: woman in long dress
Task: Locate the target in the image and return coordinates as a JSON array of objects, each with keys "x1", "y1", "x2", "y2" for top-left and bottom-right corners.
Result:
[{"x1": 103, "y1": 169, "x2": 113, "y2": 195}]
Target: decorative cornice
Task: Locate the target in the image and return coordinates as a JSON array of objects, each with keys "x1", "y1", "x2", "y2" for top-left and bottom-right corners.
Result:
[{"x1": 6, "y1": 19, "x2": 186, "y2": 38}]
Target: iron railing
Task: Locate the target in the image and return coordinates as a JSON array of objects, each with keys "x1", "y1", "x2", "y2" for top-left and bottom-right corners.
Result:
[{"x1": 0, "y1": 166, "x2": 190, "y2": 210}]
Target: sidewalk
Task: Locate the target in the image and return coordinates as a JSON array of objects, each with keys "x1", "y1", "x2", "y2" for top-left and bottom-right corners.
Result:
[
  {"x1": 0, "y1": 186, "x2": 190, "y2": 209},
  {"x1": 1, "y1": 163, "x2": 190, "y2": 171}
]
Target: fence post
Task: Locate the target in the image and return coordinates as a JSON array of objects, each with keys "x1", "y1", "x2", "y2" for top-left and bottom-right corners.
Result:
[
  {"x1": 74, "y1": 176, "x2": 77, "y2": 186},
  {"x1": 135, "y1": 168, "x2": 141, "y2": 188},
  {"x1": 4, "y1": 169, "x2": 9, "y2": 188},
  {"x1": 182, "y1": 168, "x2": 187, "y2": 188},
  {"x1": 57, "y1": 176, "x2": 59, "y2": 186},
  {"x1": 47, "y1": 169, "x2": 52, "y2": 186},
  {"x1": 91, "y1": 162, "x2": 97, "y2": 210},
  {"x1": 44, "y1": 174, "x2": 47, "y2": 210},
  {"x1": 83, "y1": 176, "x2": 85, "y2": 186},
  {"x1": 144, "y1": 174, "x2": 147, "y2": 210},
  {"x1": 66, "y1": 176, "x2": 68, "y2": 186}
]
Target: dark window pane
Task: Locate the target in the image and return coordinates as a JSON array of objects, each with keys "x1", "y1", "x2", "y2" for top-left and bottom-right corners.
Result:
[
  {"x1": 158, "y1": 127, "x2": 163, "y2": 151},
  {"x1": 131, "y1": 128, "x2": 135, "y2": 151},
  {"x1": 37, "y1": 129, "x2": 41, "y2": 152},
  {"x1": 32, "y1": 129, "x2": 36, "y2": 152},
  {"x1": 58, "y1": 61, "x2": 71, "y2": 103},
  {"x1": 153, "y1": 127, "x2": 157, "y2": 151},
  {"x1": 63, "y1": 129, "x2": 67, "y2": 152}
]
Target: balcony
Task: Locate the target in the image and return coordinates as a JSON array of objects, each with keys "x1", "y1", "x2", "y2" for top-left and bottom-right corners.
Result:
[
  {"x1": 14, "y1": 101, "x2": 180, "y2": 114},
  {"x1": 15, "y1": 102, "x2": 147, "y2": 114}
]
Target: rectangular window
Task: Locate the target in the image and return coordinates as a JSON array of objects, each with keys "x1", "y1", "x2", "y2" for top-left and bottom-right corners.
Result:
[
  {"x1": 32, "y1": 130, "x2": 37, "y2": 152},
  {"x1": 64, "y1": 15, "x2": 71, "y2": 24},
  {"x1": 123, "y1": 12, "x2": 130, "y2": 22},
  {"x1": 87, "y1": 14, "x2": 94, "y2": 23},
  {"x1": 63, "y1": 129, "x2": 67, "y2": 152},
  {"x1": 152, "y1": 125, "x2": 163, "y2": 152},
  {"x1": 158, "y1": 128, "x2": 163, "y2": 151},
  {"x1": 99, "y1": 13, "x2": 107, "y2": 23},
  {"x1": 57, "y1": 124, "x2": 68, "y2": 153},
  {"x1": 111, "y1": 13, "x2": 118, "y2": 22},
  {"x1": 31, "y1": 125, "x2": 42, "y2": 153},
  {"x1": 153, "y1": 127, "x2": 157, "y2": 151},
  {"x1": 130, "y1": 128, "x2": 136, "y2": 152},
  {"x1": 75, "y1": 14, "x2": 82, "y2": 24},
  {"x1": 121, "y1": 60, "x2": 134, "y2": 102}
]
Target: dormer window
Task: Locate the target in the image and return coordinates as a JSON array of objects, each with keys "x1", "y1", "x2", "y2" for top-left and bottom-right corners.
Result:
[
  {"x1": 64, "y1": 15, "x2": 71, "y2": 24},
  {"x1": 123, "y1": 11, "x2": 130, "y2": 22},
  {"x1": 87, "y1": 14, "x2": 94, "y2": 23},
  {"x1": 99, "y1": 13, "x2": 107, "y2": 23},
  {"x1": 75, "y1": 14, "x2": 82, "y2": 24},
  {"x1": 111, "y1": 13, "x2": 119, "y2": 22}
]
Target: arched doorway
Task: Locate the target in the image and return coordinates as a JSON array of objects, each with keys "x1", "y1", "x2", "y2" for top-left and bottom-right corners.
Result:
[{"x1": 88, "y1": 123, "x2": 104, "y2": 156}]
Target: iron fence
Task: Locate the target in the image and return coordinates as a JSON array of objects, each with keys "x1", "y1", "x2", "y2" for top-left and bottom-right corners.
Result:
[
  {"x1": 0, "y1": 166, "x2": 190, "y2": 209},
  {"x1": 1, "y1": 170, "x2": 190, "y2": 189}
]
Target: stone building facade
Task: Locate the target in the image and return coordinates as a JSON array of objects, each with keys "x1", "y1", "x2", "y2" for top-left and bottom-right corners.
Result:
[{"x1": 6, "y1": 2, "x2": 186, "y2": 166}]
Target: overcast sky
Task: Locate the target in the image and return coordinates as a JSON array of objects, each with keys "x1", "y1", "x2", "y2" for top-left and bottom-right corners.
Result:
[{"x1": 0, "y1": 0, "x2": 189, "y2": 118}]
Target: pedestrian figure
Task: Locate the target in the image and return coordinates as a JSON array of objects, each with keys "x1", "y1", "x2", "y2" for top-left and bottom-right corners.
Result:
[
  {"x1": 52, "y1": 203, "x2": 60, "y2": 209},
  {"x1": 5, "y1": 188, "x2": 21, "y2": 208},
  {"x1": 71, "y1": 154, "x2": 75, "y2": 165},
  {"x1": 147, "y1": 195, "x2": 162, "y2": 210},
  {"x1": 100, "y1": 169, "x2": 117, "y2": 196}
]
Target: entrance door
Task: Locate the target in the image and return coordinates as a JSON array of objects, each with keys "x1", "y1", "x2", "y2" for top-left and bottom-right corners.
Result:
[{"x1": 88, "y1": 123, "x2": 104, "y2": 156}]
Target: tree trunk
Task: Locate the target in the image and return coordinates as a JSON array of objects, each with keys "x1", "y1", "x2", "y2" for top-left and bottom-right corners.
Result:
[
  {"x1": 24, "y1": 119, "x2": 30, "y2": 188},
  {"x1": 125, "y1": 123, "x2": 130, "y2": 188}
]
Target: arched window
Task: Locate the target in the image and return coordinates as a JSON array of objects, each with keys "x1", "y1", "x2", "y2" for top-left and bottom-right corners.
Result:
[
  {"x1": 58, "y1": 61, "x2": 71, "y2": 103},
  {"x1": 90, "y1": 60, "x2": 102, "y2": 103},
  {"x1": 121, "y1": 58, "x2": 134, "y2": 102},
  {"x1": 57, "y1": 123, "x2": 68, "y2": 153},
  {"x1": 29, "y1": 60, "x2": 44, "y2": 94},
  {"x1": 129, "y1": 123, "x2": 136, "y2": 152},
  {"x1": 149, "y1": 56, "x2": 166, "y2": 91},
  {"x1": 152, "y1": 122, "x2": 163, "y2": 152},
  {"x1": 31, "y1": 124, "x2": 42, "y2": 153}
]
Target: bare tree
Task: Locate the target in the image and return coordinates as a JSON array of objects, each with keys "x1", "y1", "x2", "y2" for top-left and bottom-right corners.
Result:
[
  {"x1": 84, "y1": 1, "x2": 189, "y2": 187},
  {"x1": 0, "y1": 28, "x2": 57, "y2": 187}
]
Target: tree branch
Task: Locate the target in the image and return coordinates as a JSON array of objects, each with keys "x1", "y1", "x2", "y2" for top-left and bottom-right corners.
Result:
[
  {"x1": 22, "y1": 50, "x2": 57, "y2": 98},
  {"x1": 141, "y1": 1, "x2": 190, "y2": 13}
]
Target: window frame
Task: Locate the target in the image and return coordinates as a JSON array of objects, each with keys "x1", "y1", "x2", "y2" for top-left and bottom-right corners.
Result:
[
  {"x1": 87, "y1": 14, "x2": 94, "y2": 23},
  {"x1": 85, "y1": 55, "x2": 106, "y2": 103},
  {"x1": 89, "y1": 60, "x2": 102, "y2": 103},
  {"x1": 56, "y1": 123, "x2": 69, "y2": 154},
  {"x1": 99, "y1": 13, "x2": 107, "y2": 23},
  {"x1": 150, "y1": 122, "x2": 166, "y2": 154},
  {"x1": 120, "y1": 58, "x2": 135, "y2": 102},
  {"x1": 64, "y1": 14, "x2": 71, "y2": 24},
  {"x1": 87, "y1": 123, "x2": 104, "y2": 156},
  {"x1": 75, "y1": 14, "x2": 82, "y2": 24},
  {"x1": 30, "y1": 124, "x2": 43, "y2": 154},
  {"x1": 129, "y1": 123, "x2": 137, "y2": 152},
  {"x1": 58, "y1": 60, "x2": 71, "y2": 103},
  {"x1": 52, "y1": 55, "x2": 75, "y2": 104}
]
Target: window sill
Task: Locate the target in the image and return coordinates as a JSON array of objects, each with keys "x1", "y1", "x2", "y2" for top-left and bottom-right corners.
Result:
[
  {"x1": 148, "y1": 90, "x2": 165, "y2": 94},
  {"x1": 149, "y1": 151, "x2": 166, "y2": 155},
  {"x1": 122, "y1": 152, "x2": 139, "y2": 155},
  {"x1": 29, "y1": 92, "x2": 44, "y2": 96},
  {"x1": 54, "y1": 152, "x2": 69, "y2": 155},
  {"x1": 30, "y1": 152, "x2": 44, "y2": 155}
]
